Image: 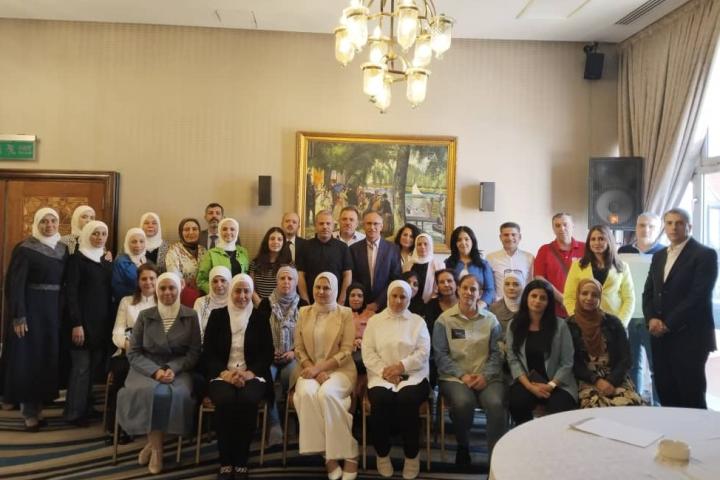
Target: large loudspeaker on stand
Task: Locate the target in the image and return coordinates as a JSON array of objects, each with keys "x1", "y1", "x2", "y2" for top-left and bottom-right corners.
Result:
[{"x1": 588, "y1": 157, "x2": 643, "y2": 231}]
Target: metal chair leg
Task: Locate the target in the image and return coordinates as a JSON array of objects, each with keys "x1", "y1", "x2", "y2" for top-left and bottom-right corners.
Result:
[
  {"x1": 362, "y1": 397, "x2": 367, "y2": 471},
  {"x1": 102, "y1": 372, "x2": 113, "y2": 431},
  {"x1": 426, "y1": 399, "x2": 431, "y2": 471},
  {"x1": 282, "y1": 391, "x2": 291, "y2": 466},
  {"x1": 440, "y1": 395, "x2": 445, "y2": 462},
  {"x1": 176, "y1": 436, "x2": 182, "y2": 463},
  {"x1": 195, "y1": 406, "x2": 205, "y2": 465},
  {"x1": 112, "y1": 407, "x2": 119, "y2": 464},
  {"x1": 259, "y1": 402, "x2": 268, "y2": 466}
]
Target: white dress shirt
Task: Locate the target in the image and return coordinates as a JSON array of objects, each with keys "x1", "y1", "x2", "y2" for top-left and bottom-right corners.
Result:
[
  {"x1": 486, "y1": 248, "x2": 535, "y2": 300},
  {"x1": 663, "y1": 237, "x2": 690, "y2": 281}
]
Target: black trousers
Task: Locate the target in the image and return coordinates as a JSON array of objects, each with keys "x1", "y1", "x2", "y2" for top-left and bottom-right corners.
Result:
[
  {"x1": 105, "y1": 354, "x2": 129, "y2": 432},
  {"x1": 368, "y1": 380, "x2": 429, "y2": 458},
  {"x1": 208, "y1": 379, "x2": 266, "y2": 467},
  {"x1": 508, "y1": 381, "x2": 576, "y2": 425},
  {"x1": 652, "y1": 336, "x2": 710, "y2": 409}
]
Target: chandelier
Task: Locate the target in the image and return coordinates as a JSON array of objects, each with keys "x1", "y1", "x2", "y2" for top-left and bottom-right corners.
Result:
[{"x1": 334, "y1": 0, "x2": 454, "y2": 112}]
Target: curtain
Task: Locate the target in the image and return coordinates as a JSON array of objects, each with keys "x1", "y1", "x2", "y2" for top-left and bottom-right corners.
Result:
[{"x1": 618, "y1": 0, "x2": 720, "y2": 215}]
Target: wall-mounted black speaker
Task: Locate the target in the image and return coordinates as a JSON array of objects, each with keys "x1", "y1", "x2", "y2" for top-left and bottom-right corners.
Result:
[
  {"x1": 584, "y1": 52, "x2": 604, "y2": 80},
  {"x1": 258, "y1": 175, "x2": 272, "y2": 206},
  {"x1": 588, "y1": 157, "x2": 643, "y2": 231},
  {"x1": 479, "y1": 182, "x2": 495, "y2": 212}
]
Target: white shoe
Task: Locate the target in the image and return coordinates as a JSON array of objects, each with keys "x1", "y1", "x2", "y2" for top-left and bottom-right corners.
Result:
[
  {"x1": 326, "y1": 461, "x2": 342, "y2": 480},
  {"x1": 376, "y1": 454, "x2": 394, "y2": 478},
  {"x1": 138, "y1": 443, "x2": 152, "y2": 465},
  {"x1": 402, "y1": 455, "x2": 420, "y2": 479},
  {"x1": 342, "y1": 458, "x2": 359, "y2": 480},
  {"x1": 148, "y1": 448, "x2": 163, "y2": 475}
]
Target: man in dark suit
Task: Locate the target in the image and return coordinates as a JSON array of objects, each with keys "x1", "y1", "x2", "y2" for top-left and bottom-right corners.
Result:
[
  {"x1": 198, "y1": 202, "x2": 241, "y2": 249},
  {"x1": 643, "y1": 208, "x2": 718, "y2": 408},
  {"x1": 350, "y1": 210, "x2": 402, "y2": 313},
  {"x1": 282, "y1": 211, "x2": 307, "y2": 263}
]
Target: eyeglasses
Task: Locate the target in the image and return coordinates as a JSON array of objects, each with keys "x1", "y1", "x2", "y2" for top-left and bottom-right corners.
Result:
[{"x1": 503, "y1": 269, "x2": 523, "y2": 275}]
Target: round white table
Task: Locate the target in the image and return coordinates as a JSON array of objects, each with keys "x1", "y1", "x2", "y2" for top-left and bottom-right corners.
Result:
[{"x1": 489, "y1": 407, "x2": 720, "y2": 480}]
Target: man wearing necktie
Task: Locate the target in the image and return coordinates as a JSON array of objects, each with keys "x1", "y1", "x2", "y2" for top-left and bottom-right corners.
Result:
[{"x1": 199, "y1": 202, "x2": 241, "y2": 250}]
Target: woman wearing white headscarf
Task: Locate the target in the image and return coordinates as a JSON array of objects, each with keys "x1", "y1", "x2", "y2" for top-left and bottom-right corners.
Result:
[
  {"x1": 257, "y1": 265, "x2": 308, "y2": 444},
  {"x1": 112, "y1": 228, "x2": 148, "y2": 300},
  {"x1": 362, "y1": 280, "x2": 430, "y2": 480},
  {"x1": 203, "y1": 274, "x2": 274, "y2": 479},
  {"x1": 489, "y1": 270, "x2": 525, "y2": 336},
  {"x1": 3, "y1": 208, "x2": 68, "y2": 431},
  {"x1": 117, "y1": 272, "x2": 201, "y2": 475},
  {"x1": 403, "y1": 233, "x2": 445, "y2": 303},
  {"x1": 60, "y1": 205, "x2": 95, "y2": 254},
  {"x1": 196, "y1": 218, "x2": 250, "y2": 294},
  {"x1": 193, "y1": 265, "x2": 232, "y2": 338},
  {"x1": 140, "y1": 212, "x2": 169, "y2": 271},
  {"x1": 293, "y1": 272, "x2": 358, "y2": 480},
  {"x1": 63, "y1": 221, "x2": 113, "y2": 426}
]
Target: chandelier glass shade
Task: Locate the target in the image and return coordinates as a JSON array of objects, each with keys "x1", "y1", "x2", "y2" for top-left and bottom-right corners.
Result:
[{"x1": 334, "y1": 0, "x2": 454, "y2": 112}]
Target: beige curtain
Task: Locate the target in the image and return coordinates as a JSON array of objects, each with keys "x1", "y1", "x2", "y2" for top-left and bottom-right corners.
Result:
[{"x1": 618, "y1": 0, "x2": 720, "y2": 214}]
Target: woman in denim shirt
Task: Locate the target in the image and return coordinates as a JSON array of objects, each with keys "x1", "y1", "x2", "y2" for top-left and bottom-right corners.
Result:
[{"x1": 444, "y1": 226, "x2": 495, "y2": 308}]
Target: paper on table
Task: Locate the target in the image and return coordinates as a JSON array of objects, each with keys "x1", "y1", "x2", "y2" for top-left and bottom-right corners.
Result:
[{"x1": 570, "y1": 417, "x2": 663, "y2": 447}]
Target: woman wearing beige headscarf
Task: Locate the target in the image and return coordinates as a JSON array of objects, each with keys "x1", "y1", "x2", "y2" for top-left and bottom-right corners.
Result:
[
  {"x1": 140, "y1": 212, "x2": 169, "y2": 272},
  {"x1": 60, "y1": 205, "x2": 95, "y2": 254},
  {"x1": 293, "y1": 272, "x2": 358, "y2": 480},
  {"x1": 566, "y1": 278, "x2": 642, "y2": 408}
]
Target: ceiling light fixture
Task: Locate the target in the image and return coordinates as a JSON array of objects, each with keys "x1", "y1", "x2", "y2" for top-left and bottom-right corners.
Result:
[{"x1": 334, "y1": 0, "x2": 454, "y2": 113}]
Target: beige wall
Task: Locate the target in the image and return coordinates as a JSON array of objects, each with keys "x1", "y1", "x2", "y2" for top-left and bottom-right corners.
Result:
[{"x1": 0, "y1": 19, "x2": 618, "y2": 256}]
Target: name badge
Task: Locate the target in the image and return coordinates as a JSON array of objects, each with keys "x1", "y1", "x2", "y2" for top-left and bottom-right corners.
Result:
[{"x1": 451, "y1": 328, "x2": 466, "y2": 339}]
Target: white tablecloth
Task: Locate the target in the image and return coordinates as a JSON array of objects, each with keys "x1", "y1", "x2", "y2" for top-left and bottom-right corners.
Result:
[{"x1": 490, "y1": 407, "x2": 720, "y2": 480}]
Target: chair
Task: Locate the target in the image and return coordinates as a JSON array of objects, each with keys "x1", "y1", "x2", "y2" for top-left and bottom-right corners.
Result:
[
  {"x1": 101, "y1": 371, "x2": 114, "y2": 429},
  {"x1": 112, "y1": 396, "x2": 182, "y2": 465},
  {"x1": 361, "y1": 391, "x2": 432, "y2": 471},
  {"x1": 282, "y1": 387, "x2": 357, "y2": 466},
  {"x1": 195, "y1": 397, "x2": 268, "y2": 465},
  {"x1": 439, "y1": 393, "x2": 494, "y2": 461}
]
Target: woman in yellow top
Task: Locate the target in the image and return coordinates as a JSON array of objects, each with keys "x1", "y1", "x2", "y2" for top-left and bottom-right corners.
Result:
[{"x1": 563, "y1": 225, "x2": 634, "y2": 326}]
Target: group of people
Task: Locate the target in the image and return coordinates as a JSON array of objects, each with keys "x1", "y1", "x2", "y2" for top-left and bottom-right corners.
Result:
[{"x1": 1, "y1": 200, "x2": 717, "y2": 480}]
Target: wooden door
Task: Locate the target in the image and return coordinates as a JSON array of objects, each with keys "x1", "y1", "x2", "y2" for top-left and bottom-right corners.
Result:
[{"x1": 0, "y1": 169, "x2": 119, "y2": 346}]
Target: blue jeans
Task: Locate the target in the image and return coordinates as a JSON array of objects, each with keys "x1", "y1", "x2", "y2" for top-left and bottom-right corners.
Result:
[
  {"x1": 627, "y1": 317, "x2": 659, "y2": 405},
  {"x1": 269, "y1": 359, "x2": 297, "y2": 425}
]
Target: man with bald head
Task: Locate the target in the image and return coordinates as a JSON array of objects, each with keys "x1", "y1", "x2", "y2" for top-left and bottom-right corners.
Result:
[
  {"x1": 282, "y1": 212, "x2": 307, "y2": 262},
  {"x1": 350, "y1": 211, "x2": 402, "y2": 312},
  {"x1": 296, "y1": 210, "x2": 353, "y2": 304}
]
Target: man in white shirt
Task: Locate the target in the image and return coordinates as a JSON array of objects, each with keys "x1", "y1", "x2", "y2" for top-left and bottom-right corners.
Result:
[
  {"x1": 333, "y1": 206, "x2": 365, "y2": 246},
  {"x1": 643, "y1": 208, "x2": 718, "y2": 408},
  {"x1": 486, "y1": 222, "x2": 535, "y2": 301}
]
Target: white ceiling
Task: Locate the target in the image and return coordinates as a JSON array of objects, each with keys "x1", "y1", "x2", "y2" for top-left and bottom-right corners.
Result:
[{"x1": 0, "y1": 0, "x2": 691, "y2": 43}]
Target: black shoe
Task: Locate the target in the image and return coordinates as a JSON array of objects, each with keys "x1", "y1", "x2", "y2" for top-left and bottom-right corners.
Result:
[
  {"x1": 455, "y1": 446, "x2": 471, "y2": 466},
  {"x1": 233, "y1": 466, "x2": 249, "y2": 480},
  {"x1": 217, "y1": 465, "x2": 234, "y2": 480},
  {"x1": 67, "y1": 417, "x2": 89, "y2": 428},
  {"x1": 118, "y1": 431, "x2": 133, "y2": 445}
]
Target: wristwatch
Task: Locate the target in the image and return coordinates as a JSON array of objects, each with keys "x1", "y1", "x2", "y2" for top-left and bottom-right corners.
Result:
[{"x1": 548, "y1": 381, "x2": 557, "y2": 390}]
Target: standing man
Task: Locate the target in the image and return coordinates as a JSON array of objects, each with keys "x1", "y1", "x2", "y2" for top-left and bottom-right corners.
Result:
[
  {"x1": 296, "y1": 210, "x2": 353, "y2": 304},
  {"x1": 643, "y1": 208, "x2": 717, "y2": 408},
  {"x1": 199, "y1": 203, "x2": 241, "y2": 249},
  {"x1": 333, "y1": 206, "x2": 365, "y2": 246},
  {"x1": 282, "y1": 212, "x2": 307, "y2": 263},
  {"x1": 533, "y1": 213, "x2": 585, "y2": 317},
  {"x1": 618, "y1": 212, "x2": 664, "y2": 404},
  {"x1": 350, "y1": 211, "x2": 402, "y2": 312},
  {"x1": 486, "y1": 222, "x2": 535, "y2": 301}
]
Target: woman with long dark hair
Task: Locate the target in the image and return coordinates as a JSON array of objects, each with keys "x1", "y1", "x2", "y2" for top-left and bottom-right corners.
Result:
[
  {"x1": 444, "y1": 226, "x2": 495, "y2": 308},
  {"x1": 394, "y1": 223, "x2": 421, "y2": 268},
  {"x1": 563, "y1": 225, "x2": 634, "y2": 325},
  {"x1": 249, "y1": 226, "x2": 292, "y2": 305},
  {"x1": 506, "y1": 280, "x2": 576, "y2": 425}
]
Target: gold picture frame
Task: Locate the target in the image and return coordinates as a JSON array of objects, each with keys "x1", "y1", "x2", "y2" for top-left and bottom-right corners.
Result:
[{"x1": 296, "y1": 132, "x2": 457, "y2": 252}]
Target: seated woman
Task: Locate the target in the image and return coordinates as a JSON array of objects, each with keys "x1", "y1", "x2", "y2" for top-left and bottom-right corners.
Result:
[
  {"x1": 567, "y1": 279, "x2": 642, "y2": 408},
  {"x1": 60, "y1": 205, "x2": 95, "y2": 254},
  {"x1": 394, "y1": 223, "x2": 421, "y2": 268},
  {"x1": 203, "y1": 274, "x2": 274, "y2": 480},
  {"x1": 433, "y1": 274, "x2": 506, "y2": 465},
  {"x1": 346, "y1": 282, "x2": 373, "y2": 377},
  {"x1": 423, "y1": 269, "x2": 458, "y2": 386},
  {"x1": 193, "y1": 266, "x2": 232, "y2": 339},
  {"x1": 249, "y1": 226, "x2": 292, "y2": 305},
  {"x1": 444, "y1": 226, "x2": 495, "y2": 308},
  {"x1": 257, "y1": 265, "x2": 306, "y2": 445},
  {"x1": 107, "y1": 263, "x2": 158, "y2": 436},
  {"x1": 117, "y1": 272, "x2": 201, "y2": 475},
  {"x1": 293, "y1": 272, "x2": 358, "y2": 480},
  {"x1": 563, "y1": 225, "x2": 634, "y2": 326},
  {"x1": 197, "y1": 218, "x2": 250, "y2": 294},
  {"x1": 362, "y1": 280, "x2": 430, "y2": 479},
  {"x1": 489, "y1": 270, "x2": 524, "y2": 337},
  {"x1": 401, "y1": 271, "x2": 425, "y2": 318},
  {"x1": 112, "y1": 228, "x2": 148, "y2": 301},
  {"x1": 165, "y1": 217, "x2": 207, "y2": 307},
  {"x1": 404, "y1": 233, "x2": 445, "y2": 304},
  {"x1": 64, "y1": 221, "x2": 113, "y2": 427},
  {"x1": 140, "y1": 212, "x2": 169, "y2": 272},
  {"x1": 506, "y1": 280, "x2": 577, "y2": 426}
]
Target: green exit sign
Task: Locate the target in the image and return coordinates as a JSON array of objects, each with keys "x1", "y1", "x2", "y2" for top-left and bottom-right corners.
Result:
[{"x1": 0, "y1": 135, "x2": 36, "y2": 160}]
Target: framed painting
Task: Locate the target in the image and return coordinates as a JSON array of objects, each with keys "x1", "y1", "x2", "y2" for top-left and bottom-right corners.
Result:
[{"x1": 296, "y1": 132, "x2": 457, "y2": 252}]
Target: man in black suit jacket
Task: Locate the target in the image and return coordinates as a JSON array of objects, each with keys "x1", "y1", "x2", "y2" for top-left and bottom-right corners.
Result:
[
  {"x1": 199, "y1": 202, "x2": 241, "y2": 249},
  {"x1": 642, "y1": 208, "x2": 718, "y2": 408},
  {"x1": 350, "y1": 211, "x2": 402, "y2": 312},
  {"x1": 282, "y1": 212, "x2": 307, "y2": 263}
]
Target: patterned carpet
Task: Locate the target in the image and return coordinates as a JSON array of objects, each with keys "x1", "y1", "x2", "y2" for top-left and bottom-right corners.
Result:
[{"x1": 0, "y1": 387, "x2": 489, "y2": 480}]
